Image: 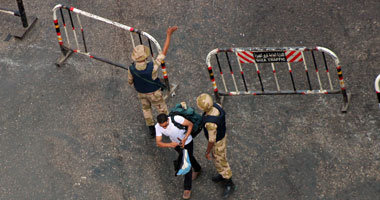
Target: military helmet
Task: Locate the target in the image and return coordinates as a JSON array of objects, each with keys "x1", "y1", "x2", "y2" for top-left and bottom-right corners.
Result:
[
  {"x1": 196, "y1": 93, "x2": 213, "y2": 112},
  {"x1": 131, "y1": 45, "x2": 150, "y2": 62}
]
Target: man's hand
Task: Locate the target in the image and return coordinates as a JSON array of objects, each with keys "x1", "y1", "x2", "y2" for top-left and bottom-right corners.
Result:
[
  {"x1": 167, "y1": 26, "x2": 178, "y2": 35},
  {"x1": 205, "y1": 151, "x2": 212, "y2": 160},
  {"x1": 205, "y1": 142, "x2": 214, "y2": 160},
  {"x1": 170, "y1": 142, "x2": 179, "y2": 148},
  {"x1": 162, "y1": 26, "x2": 178, "y2": 56},
  {"x1": 180, "y1": 138, "x2": 187, "y2": 148},
  {"x1": 180, "y1": 102, "x2": 187, "y2": 110}
]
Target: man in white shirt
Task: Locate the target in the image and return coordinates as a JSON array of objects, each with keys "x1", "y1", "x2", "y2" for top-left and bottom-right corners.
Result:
[{"x1": 155, "y1": 113, "x2": 202, "y2": 200}]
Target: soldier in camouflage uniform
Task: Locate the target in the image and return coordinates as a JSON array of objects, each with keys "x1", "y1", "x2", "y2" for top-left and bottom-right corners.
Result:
[
  {"x1": 196, "y1": 93, "x2": 235, "y2": 198},
  {"x1": 128, "y1": 26, "x2": 177, "y2": 137}
]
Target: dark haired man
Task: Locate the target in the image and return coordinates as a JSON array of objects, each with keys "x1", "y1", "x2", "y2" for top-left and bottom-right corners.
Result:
[{"x1": 155, "y1": 113, "x2": 202, "y2": 199}]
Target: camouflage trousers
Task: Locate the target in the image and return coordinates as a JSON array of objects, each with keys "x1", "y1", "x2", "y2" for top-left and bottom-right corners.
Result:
[
  {"x1": 212, "y1": 135, "x2": 232, "y2": 179},
  {"x1": 137, "y1": 90, "x2": 168, "y2": 126}
]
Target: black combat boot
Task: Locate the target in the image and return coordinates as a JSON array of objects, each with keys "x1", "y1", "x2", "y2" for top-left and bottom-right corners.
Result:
[
  {"x1": 223, "y1": 178, "x2": 235, "y2": 199},
  {"x1": 212, "y1": 174, "x2": 225, "y2": 183},
  {"x1": 148, "y1": 126, "x2": 156, "y2": 138}
]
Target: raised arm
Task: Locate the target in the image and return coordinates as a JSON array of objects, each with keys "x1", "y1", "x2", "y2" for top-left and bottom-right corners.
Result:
[{"x1": 162, "y1": 26, "x2": 178, "y2": 56}]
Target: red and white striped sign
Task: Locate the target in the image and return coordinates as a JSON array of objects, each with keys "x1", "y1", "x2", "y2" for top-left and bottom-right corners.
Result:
[
  {"x1": 285, "y1": 50, "x2": 303, "y2": 62},
  {"x1": 237, "y1": 51, "x2": 255, "y2": 63}
]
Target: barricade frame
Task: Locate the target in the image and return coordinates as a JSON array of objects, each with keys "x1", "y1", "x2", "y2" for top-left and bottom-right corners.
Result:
[
  {"x1": 52, "y1": 4, "x2": 177, "y2": 98},
  {"x1": 0, "y1": 0, "x2": 38, "y2": 39},
  {"x1": 375, "y1": 74, "x2": 380, "y2": 110},
  {"x1": 206, "y1": 46, "x2": 351, "y2": 113}
]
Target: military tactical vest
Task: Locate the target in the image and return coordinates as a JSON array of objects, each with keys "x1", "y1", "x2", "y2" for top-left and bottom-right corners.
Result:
[
  {"x1": 202, "y1": 103, "x2": 226, "y2": 142},
  {"x1": 129, "y1": 62, "x2": 161, "y2": 93}
]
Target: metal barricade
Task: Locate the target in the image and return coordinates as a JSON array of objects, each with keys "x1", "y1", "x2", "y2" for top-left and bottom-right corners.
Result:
[
  {"x1": 206, "y1": 46, "x2": 351, "y2": 112},
  {"x1": 375, "y1": 74, "x2": 380, "y2": 110},
  {"x1": 0, "y1": 0, "x2": 37, "y2": 39},
  {"x1": 52, "y1": 4, "x2": 177, "y2": 97}
]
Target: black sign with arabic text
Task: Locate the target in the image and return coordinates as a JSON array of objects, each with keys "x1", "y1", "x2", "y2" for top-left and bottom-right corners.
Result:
[{"x1": 253, "y1": 51, "x2": 287, "y2": 63}]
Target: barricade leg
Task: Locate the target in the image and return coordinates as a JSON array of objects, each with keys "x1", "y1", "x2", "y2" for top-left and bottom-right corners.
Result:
[
  {"x1": 206, "y1": 61, "x2": 223, "y2": 104},
  {"x1": 16, "y1": 0, "x2": 28, "y2": 27},
  {"x1": 336, "y1": 65, "x2": 350, "y2": 113},
  {"x1": 0, "y1": 0, "x2": 38, "y2": 39},
  {"x1": 341, "y1": 90, "x2": 351, "y2": 113},
  {"x1": 12, "y1": 0, "x2": 38, "y2": 39},
  {"x1": 55, "y1": 45, "x2": 73, "y2": 67},
  {"x1": 53, "y1": 18, "x2": 73, "y2": 67},
  {"x1": 161, "y1": 61, "x2": 178, "y2": 99}
]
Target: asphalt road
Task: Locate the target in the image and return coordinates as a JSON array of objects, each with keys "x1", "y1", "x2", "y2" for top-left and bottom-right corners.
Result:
[{"x1": 0, "y1": 0, "x2": 379, "y2": 199}]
